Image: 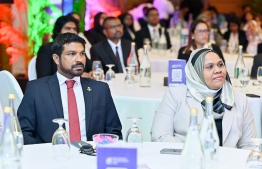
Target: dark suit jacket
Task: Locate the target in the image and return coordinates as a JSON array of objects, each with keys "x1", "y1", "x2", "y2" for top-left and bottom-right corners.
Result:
[
  {"x1": 258, "y1": 43, "x2": 262, "y2": 54},
  {"x1": 90, "y1": 39, "x2": 137, "y2": 73},
  {"x1": 135, "y1": 26, "x2": 172, "y2": 50},
  {"x1": 251, "y1": 54, "x2": 262, "y2": 78},
  {"x1": 122, "y1": 29, "x2": 135, "y2": 42},
  {"x1": 84, "y1": 28, "x2": 106, "y2": 46},
  {"x1": 138, "y1": 18, "x2": 148, "y2": 29},
  {"x1": 223, "y1": 30, "x2": 248, "y2": 51},
  {"x1": 177, "y1": 44, "x2": 226, "y2": 63},
  {"x1": 17, "y1": 74, "x2": 122, "y2": 144},
  {"x1": 36, "y1": 42, "x2": 92, "y2": 79}
]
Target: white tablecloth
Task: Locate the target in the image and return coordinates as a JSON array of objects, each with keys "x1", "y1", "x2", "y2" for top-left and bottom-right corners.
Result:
[
  {"x1": 138, "y1": 49, "x2": 254, "y2": 78},
  {"x1": 22, "y1": 142, "x2": 251, "y2": 169},
  {"x1": 111, "y1": 73, "x2": 262, "y2": 141}
]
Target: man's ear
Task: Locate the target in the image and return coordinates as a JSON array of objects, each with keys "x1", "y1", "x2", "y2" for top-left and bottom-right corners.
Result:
[{"x1": 52, "y1": 54, "x2": 59, "y2": 65}]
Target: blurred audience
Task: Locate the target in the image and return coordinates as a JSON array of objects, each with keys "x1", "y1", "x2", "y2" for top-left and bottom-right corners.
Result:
[
  {"x1": 84, "y1": 12, "x2": 107, "y2": 45},
  {"x1": 36, "y1": 15, "x2": 92, "y2": 79},
  {"x1": 251, "y1": 53, "x2": 262, "y2": 78},
  {"x1": 118, "y1": 13, "x2": 136, "y2": 41},
  {"x1": 138, "y1": 7, "x2": 149, "y2": 28},
  {"x1": 242, "y1": 12, "x2": 254, "y2": 31},
  {"x1": 91, "y1": 17, "x2": 137, "y2": 73},
  {"x1": 183, "y1": 0, "x2": 203, "y2": 21},
  {"x1": 246, "y1": 20, "x2": 262, "y2": 55},
  {"x1": 153, "y1": 0, "x2": 174, "y2": 28},
  {"x1": 67, "y1": 12, "x2": 91, "y2": 59},
  {"x1": 223, "y1": 17, "x2": 248, "y2": 52},
  {"x1": 178, "y1": 19, "x2": 225, "y2": 63},
  {"x1": 208, "y1": 6, "x2": 226, "y2": 26},
  {"x1": 240, "y1": 5, "x2": 252, "y2": 26},
  {"x1": 135, "y1": 8, "x2": 171, "y2": 49}
]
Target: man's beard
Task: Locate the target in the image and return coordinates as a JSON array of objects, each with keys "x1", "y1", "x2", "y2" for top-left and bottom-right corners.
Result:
[{"x1": 60, "y1": 61, "x2": 85, "y2": 77}]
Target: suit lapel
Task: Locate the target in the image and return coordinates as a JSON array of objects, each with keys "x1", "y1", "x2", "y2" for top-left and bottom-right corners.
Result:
[
  {"x1": 80, "y1": 78, "x2": 93, "y2": 137},
  {"x1": 48, "y1": 74, "x2": 64, "y2": 118},
  {"x1": 185, "y1": 92, "x2": 204, "y2": 125},
  {"x1": 121, "y1": 39, "x2": 131, "y2": 66},
  {"x1": 222, "y1": 108, "x2": 234, "y2": 144},
  {"x1": 103, "y1": 40, "x2": 118, "y2": 66},
  {"x1": 144, "y1": 27, "x2": 152, "y2": 41}
]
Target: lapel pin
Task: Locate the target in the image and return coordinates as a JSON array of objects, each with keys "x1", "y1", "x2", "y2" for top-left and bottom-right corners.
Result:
[{"x1": 87, "y1": 87, "x2": 92, "y2": 91}]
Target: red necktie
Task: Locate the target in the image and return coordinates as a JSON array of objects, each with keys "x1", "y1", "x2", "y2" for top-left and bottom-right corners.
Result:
[{"x1": 65, "y1": 80, "x2": 81, "y2": 142}]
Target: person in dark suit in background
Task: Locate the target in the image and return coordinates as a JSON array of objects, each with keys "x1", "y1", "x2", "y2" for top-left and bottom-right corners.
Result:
[
  {"x1": 223, "y1": 17, "x2": 248, "y2": 52},
  {"x1": 135, "y1": 7, "x2": 171, "y2": 49},
  {"x1": 257, "y1": 43, "x2": 262, "y2": 54},
  {"x1": 84, "y1": 12, "x2": 107, "y2": 46},
  {"x1": 18, "y1": 33, "x2": 122, "y2": 144},
  {"x1": 36, "y1": 15, "x2": 92, "y2": 79},
  {"x1": 251, "y1": 53, "x2": 262, "y2": 78},
  {"x1": 138, "y1": 7, "x2": 149, "y2": 29},
  {"x1": 118, "y1": 13, "x2": 136, "y2": 41},
  {"x1": 90, "y1": 17, "x2": 136, "y2": 74},
  {"x1": 178, "y1": 19, "x2": 225, "y2": 63}
]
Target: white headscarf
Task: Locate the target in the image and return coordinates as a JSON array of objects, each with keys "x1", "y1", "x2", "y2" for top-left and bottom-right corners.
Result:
[{"x1": 185, "y1": 48, "x2": 234, "y2": 112}]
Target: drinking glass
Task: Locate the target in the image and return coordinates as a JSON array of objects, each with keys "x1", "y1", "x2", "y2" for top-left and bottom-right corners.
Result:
[
  {"x1": 257, "y1": 66, "x2": 262, "y2": 84},
  {"x1": 124, "y1": 67, "x2": 135, "y2": 88},
  {"x1": 52, "y1": 118, "x2": 70, "y2": 161},
  {"x1": 92, "y1": 61, "x2": 104, "y2": 80},
  {"x1": 246, "y1": 138, "x2": 262, "y2": 169},
  {"x1": 220, "y1": 39, "x2": 227, "y2": 53},
  {"x1": 105, "y1": 64, "x2": 116, "y2": 84},
  {"x1": 239, "y1": 68, "x2": 250, "y2": 92}
]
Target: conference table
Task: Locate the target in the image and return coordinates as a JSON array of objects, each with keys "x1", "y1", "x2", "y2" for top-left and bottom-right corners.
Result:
[
  {"x1": 22, "y1": 142, "x2": 252, "y2": 169},
  {"x1": 137, "y1": 49, "x2": 254, "y2": 78},
  {"x1": 110, "y1": 73, "x2": 262, "y2": 142}
]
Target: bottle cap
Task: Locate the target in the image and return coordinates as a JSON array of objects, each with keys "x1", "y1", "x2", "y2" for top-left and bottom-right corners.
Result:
[
  {"x1": 131, "y1": 42, "x2": 135, "y2": 46},
  {"x1": 205, "y1": 96, "x2": 214, "y2": 102},
  {"x1": 239, "y1": 45, "x2": 243, "y2": 49},
  {"x1": 190, "y1": 108, "x2": 198, "y2": 115},
  {"x1": 3, "y1": 107, "x2": 11, "y2": 113},
  {"x1": 8, "y1": 93, "x2": 15, "y2": 99}
]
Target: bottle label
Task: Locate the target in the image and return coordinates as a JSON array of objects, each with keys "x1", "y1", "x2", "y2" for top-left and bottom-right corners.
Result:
[{"x1": 139, "y1": 68, "x2": 151, "y2": 87}]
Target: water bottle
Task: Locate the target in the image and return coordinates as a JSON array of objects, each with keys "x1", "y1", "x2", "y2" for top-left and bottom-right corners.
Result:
[
  {"x1": 181, "y1": 108, "x2": 204, "y2": 169},
  {"x1": 127, "y1": 42, "x2": 139, "y2": 75},
  {"x1": 200, "y1": 97, "x2": 219, "y2": 169},
  {"x1": 0, "y1": 107, "x2": 21, "y2": 169},
  {"x1": 158, "y1": 27, "x2": 167, "y2": 56},
  {"x1": 139, "y1": 45, "x2": 151, "y2": 87},
  {"x1": 8, "y1": 94, "x2": 23, "y2": 156}
]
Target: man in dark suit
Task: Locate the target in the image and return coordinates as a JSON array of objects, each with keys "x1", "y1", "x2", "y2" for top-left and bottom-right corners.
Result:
[
  {"x1": 18, "y1": 33, "x2": 122, "y2": 144},
  {"x1": 258, "y1": 43, "x2": 262, "y2": 54},
  {"x1": 135, "y1": 7, "x2": 171, "y2": 50},
  {"x1": 36, "y1": 15, "x2": 92, "y2": 79},
  {"x1": 251, "y1": 53, "x2": 262, "y2": 78},
  {"x1": 90, "y1": 17, "x2": 135, "y2": 73}
]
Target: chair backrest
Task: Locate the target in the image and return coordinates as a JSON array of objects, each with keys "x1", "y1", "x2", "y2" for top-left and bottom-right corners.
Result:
[
  {"x1": 0, "y1": 70, "x2": 23, "y2": 113},
  {"x1": 28, "y1": 56, "x2": 37, "y2": 81}
]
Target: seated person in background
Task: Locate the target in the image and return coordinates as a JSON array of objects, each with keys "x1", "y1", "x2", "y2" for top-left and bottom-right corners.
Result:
[
  {"x1": 91, "y1": 17, "x2": 137, "y2": 74},
  {"x1": 36, "y1": 15, "x2": 92, "y2": 79},
  {"x1": 18, "y1": 33, "x2": 122, "y2": 144},
  {"x1": 84, "y1": 12, "x2": 107, "y2": 46},
  {"x1": 242, "y1": 12, "x2": 254, "y2": 31},
  {"x1": 223, "y1": 17, "x2": 248, "y2": 52},
  {"x1": 207, "y1": 6, "x2": 226, "y2": 26},
  {"x1": 118, "y1": 13, "x2": 136, "y2": 41},
  {"x1": 251, "y1": 53, "x2": 262, "y2": 78},
  {"x1": 178, "y1": 19, "x2": 225, "y2": 63},
  {"x1": 258, "y1": 43, "x2": 262, "y2": 54},
  {"x1": 67, "y1": 12, "x2": 92, "y2": 59},
  {"x1": 138, "y1": 7, "x2": 149, "y2": 29},
  {"x1": 151, "y1": 48, "x2": 256, "y2": 149},
  {"x1": 135, "y1": 7, "x2": 171, "y2": 50},
  {"x1": 153, "y1": 0, "x2": 174, "y2": 28},
  {"x1": 246, "y1": 20, "x2": 262, "y2": 55}
]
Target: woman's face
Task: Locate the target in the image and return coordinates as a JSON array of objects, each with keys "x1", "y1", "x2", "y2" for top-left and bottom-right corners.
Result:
[
  {"x1": 99, "y1": 13, "x2": 107, "y2": 26},
  {"x1": 124, "y1": 15, "x2": 133, "y2": 27},
  {"x1": 247, "y1": 21, "x2": 256, "y2": 34},
  {"x1": 229, "y1": 23, "x2": 239, "y2": 33},
  {"x1": 192, "y1": 23, "x2": 209, "y2": 47},
  {"x1": 245, "y1": 13, "x2": 253, "y2": 21},
  {"x1": 203, "y1": 52, "x2": 227, "y2": 90}
]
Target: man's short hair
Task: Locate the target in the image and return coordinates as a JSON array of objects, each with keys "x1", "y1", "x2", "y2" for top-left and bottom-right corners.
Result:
[
  {"x1": 51, "y1": 33, "x2": 85, "y2": 58},
  {"x1": 52, "y1": 15, "x2": 79, "y2": 39},
  {"x1": 102, "y1": 17, "x2": 118, "y2": 29},
  {"x1": 145, "y1": 7, "x2": 158, "y2": 17}
]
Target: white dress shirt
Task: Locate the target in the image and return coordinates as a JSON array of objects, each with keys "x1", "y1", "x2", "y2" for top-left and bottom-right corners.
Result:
[
  {"x1": 56, "y1": 72, "x2": 87, "y2": 141},
  {"x1": 228, "y1": 32, "x2": 239, "y2": 48},
  {"x1": 153, "y1": 0, "x2": 174, "y2": 20},
  {"x1": 107, "y1": 39, "x2": 126, "y2": 73},
  {"x1": 148, "y1": 24, "x2": 161, "y2": 41}
]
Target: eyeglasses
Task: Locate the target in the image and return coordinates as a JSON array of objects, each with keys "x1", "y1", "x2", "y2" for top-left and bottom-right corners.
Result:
[
  {"x1": 195, "y1": 29, "x2": 209, "y2": 34},
  {"x1": 147, "y1": 14, "x2": 159, "y2": 17},
  {"x1": 106, "y1": 24, "x2": 123, "y2": 30}
]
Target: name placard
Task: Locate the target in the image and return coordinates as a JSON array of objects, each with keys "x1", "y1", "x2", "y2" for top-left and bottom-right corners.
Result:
[{"x1": 168, "y1": 59, "x2": 186, "y2": 87}]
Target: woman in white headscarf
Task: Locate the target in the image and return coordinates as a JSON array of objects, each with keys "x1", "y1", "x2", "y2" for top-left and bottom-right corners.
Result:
[{"x1": 151, "y1": 48, "x2": 256, "y2": 149}]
